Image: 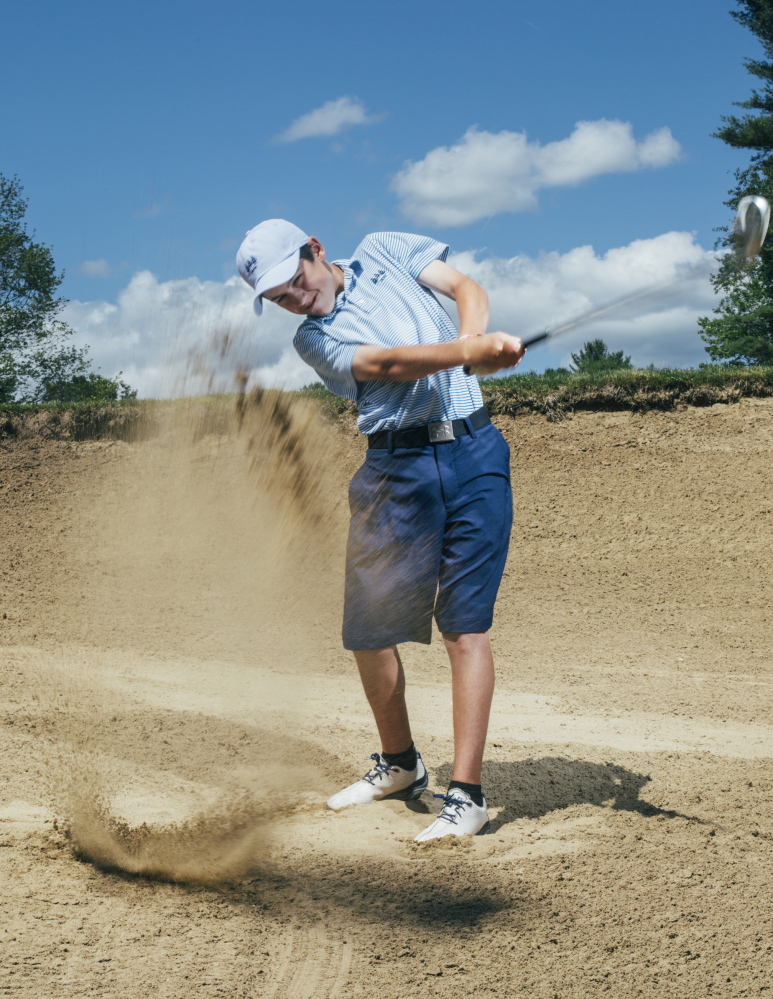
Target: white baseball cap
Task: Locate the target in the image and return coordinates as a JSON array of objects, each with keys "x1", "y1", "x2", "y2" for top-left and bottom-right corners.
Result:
[{"x1": 236, "y1": 219, "x2": 310, "y2": 315}]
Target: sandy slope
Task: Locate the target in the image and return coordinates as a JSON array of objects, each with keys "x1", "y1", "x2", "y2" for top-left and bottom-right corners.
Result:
[{"x1": 1, "y1": 399, "x2": 772, "y2": 998}]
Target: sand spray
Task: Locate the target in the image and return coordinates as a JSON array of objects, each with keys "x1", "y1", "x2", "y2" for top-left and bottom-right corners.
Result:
[{"x1": 33, "y1": 344, "x2": 357, "y2": 882}]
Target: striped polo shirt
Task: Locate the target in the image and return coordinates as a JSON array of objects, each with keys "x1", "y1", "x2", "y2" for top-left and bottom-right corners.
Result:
[{"x1": 293, "y1": 231, "x2": 483, "y2": 434}]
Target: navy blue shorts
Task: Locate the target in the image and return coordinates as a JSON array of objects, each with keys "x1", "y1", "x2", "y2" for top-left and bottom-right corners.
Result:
[{"x1": 342, "y1": 421, "x2": 512, "y2": 650}]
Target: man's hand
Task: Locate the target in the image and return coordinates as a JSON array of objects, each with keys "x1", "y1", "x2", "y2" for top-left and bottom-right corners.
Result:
[
  {"x1": 461, "y1": 333, "x2": 526, "y2": 375},
  {"x1": 353, "y1": 331, "x2": 526, "y2": 382}
]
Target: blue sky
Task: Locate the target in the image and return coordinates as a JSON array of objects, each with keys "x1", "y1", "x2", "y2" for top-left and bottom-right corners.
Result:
[{"x1": 1, "y1": 0, "x2": 763, "y2": 393}]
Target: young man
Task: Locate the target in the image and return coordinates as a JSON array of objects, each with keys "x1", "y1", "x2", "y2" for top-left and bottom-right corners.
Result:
[{"x1": 236, "y1": 219, "x2": 525, "y2": 841}]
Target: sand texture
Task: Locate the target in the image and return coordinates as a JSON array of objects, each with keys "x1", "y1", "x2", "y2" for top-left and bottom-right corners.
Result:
[{"x1": 1, "y1": 397, "x2": 772, "y2": 998}]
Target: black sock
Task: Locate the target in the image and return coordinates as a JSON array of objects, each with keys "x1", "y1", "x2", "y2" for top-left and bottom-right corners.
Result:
[
  {"x1": 448, "y1": 780, "x2": 484, "y2": 807},
  {"x1": 382, "y1": 742, "x2": 417, "y2": 771}
]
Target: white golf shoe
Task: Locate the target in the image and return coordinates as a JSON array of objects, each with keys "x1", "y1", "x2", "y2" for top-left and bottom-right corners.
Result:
[
  {"x1": 413, "y1": 789, "x2": 490, "y2": 842},
  {"x1": 326, "y1": 752, "x2": 428, "y2": 811}
]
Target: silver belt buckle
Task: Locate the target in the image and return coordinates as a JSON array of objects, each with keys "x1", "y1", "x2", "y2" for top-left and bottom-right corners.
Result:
[{"x1": 428, "y1": 419, "x2": 455, "y2": 443}]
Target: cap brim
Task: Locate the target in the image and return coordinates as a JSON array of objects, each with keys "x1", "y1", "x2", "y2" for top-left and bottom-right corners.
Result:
[{"x1": 252, "y1": 250, "x2": 301, "y2": 316}]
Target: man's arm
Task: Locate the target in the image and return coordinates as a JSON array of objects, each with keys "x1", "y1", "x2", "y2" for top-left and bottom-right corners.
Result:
[
  {"x1": 417, "y1": 258, "x2": 489, "y2": 338},
  {"x1": 351, "y1": 260, "x2": 524, "y2": 382}
]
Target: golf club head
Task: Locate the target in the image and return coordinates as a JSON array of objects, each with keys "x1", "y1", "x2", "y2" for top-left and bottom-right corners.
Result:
[{"x1": 732, "y1": 195, "x2": 771, "y2": 262}]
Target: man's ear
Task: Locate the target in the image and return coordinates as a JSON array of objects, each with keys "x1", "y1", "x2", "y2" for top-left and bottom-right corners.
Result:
[{"x1": 308, "y1": 236, "x2": 326, "y2": 262}]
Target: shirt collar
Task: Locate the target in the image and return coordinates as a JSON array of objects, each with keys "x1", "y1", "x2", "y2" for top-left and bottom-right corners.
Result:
[{"x1": 323, "y1": 258, "x2": 362, "y2": 319}]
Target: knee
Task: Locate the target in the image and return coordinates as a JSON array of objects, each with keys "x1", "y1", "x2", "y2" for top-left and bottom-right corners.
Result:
[{"x1": 441, "y1": 630, "x2": 490, "y2": 649}]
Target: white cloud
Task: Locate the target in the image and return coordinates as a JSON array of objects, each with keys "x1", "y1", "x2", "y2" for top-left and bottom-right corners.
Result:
[
  {"x1": 62, "y1": 271, "x2": 313, "y2": 399},
  {"x1": 77, "y1": 258, "x2": 130, "y2": 278},
  {"x1": 77, "y1": 259, "x2": 112, "y2": 278},
  {"x1": 446, "y1": 231, "x2": 718, "y2": 370},
  {"x1": 392, "y1": 120, "x2": 682, "y2": 226},
  {"x1": 274, "y1": 96, "x2": 381, "y2": 143},
  {"x1": 61, "y1": 231, "x2": 720, "y2": 399}
]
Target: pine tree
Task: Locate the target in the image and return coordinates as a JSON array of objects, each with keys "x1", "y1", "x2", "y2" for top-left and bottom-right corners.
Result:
[
  {"x1": 569, "y1": 339, "x2": 632, "y2": 375},
  {"x1": 714, "y1": 1, "x2": 773, "y2": 156},
  {"x1": 700, "y1": 1, "x2": 773, "y2": 364}
]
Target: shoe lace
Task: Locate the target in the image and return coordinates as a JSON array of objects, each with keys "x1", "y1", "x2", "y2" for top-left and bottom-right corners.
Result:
[
  {"x1": 432, "y1": 793, "x2": 472, "y2": 825},
  {"x1": 362, "y1": 753, "x2": 398, "y2": 785}
]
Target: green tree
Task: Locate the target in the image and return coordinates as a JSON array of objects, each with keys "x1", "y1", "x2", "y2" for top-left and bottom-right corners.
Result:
[
  {"x1": 700, "y1": 1, "x2": 773, "y2": 363},
  {"x1": 569, "y1": 339, "x2": 632, "y2": 375},
  {"x1": 714, "y1": 1, "x2": 773, "y2": 156},
  {"x1": 0, "y1": 173, "x2": 133, "y2": 402},
  {"x1": 23, "y1": 343, "x2": 136, "y2": 403}
]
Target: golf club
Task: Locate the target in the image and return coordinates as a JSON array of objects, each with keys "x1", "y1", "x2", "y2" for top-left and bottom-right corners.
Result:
[{"x1": 464, "y1": 195, "x2": 771, "y2": 375}]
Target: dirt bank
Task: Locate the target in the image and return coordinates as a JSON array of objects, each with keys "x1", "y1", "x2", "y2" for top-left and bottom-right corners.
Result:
[{"x1": 1, "y1": 398, "x2": 772, "y2": 998}]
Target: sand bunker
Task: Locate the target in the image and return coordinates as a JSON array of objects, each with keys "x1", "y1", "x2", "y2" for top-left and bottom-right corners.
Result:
[{"x1": 2, "y1": 398, "x2": 773, "y2": 997}]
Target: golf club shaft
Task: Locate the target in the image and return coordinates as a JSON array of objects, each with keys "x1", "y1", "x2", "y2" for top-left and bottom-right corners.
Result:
[
  {"x1": 462, "y1": 269, "x2": 707, "y2": 376},
  {"x1": 462, "y1": 280, "x2": 677, "y2": 374},
  {"x1": 522, "y1": 330, "x2": 550, "y2": 347}
]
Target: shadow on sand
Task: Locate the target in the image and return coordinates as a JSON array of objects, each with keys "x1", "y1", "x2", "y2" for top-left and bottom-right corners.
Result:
[{"x1": 435, "y1": 756, "x2": 697, "y2": 832}]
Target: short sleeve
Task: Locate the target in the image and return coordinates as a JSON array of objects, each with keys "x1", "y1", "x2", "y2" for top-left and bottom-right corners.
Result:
[
  {"x1": 293, "y1": 325, "x2": 360, "y2": 401},
  {"x1": 365, "y1": 232, "x2": 449, "y2": 280}
]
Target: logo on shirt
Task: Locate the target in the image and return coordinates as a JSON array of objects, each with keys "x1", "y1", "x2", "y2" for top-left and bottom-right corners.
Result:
[{"x1": 371, "y1": 268, "x2": 386, "y2": 284}]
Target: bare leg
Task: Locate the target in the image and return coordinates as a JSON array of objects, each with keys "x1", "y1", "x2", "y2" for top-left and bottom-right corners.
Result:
[
  {"x1": 353, "y1": 646, "x2": 413, "y2": 754},
  {"x1": 442, "y1": 631, "x2": 495, "y2": 785}
]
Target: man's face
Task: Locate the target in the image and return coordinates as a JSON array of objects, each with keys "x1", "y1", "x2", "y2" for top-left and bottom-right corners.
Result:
[{"x1": 263, "y1": 237, "x2": 342, "y2": 317}]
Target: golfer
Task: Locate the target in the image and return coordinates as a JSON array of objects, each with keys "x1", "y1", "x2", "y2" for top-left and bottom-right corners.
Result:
[{"x1": 237, "y1": 220, "x2": 525, "y2": 841}]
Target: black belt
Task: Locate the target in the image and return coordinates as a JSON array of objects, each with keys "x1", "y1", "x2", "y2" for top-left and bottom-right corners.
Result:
[{"x1": 367, "y1": 405, "x2": 490, "y2": 450}]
